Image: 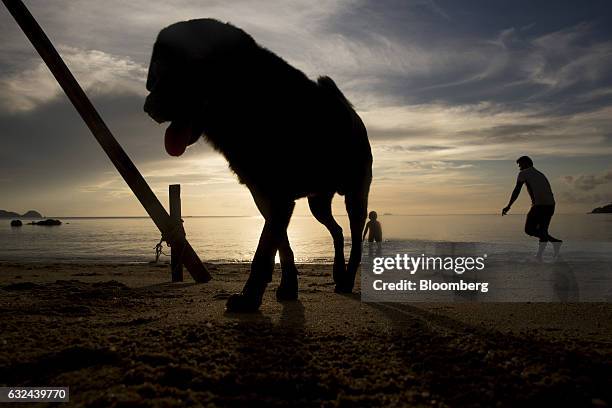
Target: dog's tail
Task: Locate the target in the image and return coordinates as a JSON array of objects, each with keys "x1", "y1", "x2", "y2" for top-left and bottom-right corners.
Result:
[{"x1": 317, "y1": 76, "x2": 353, "y2": 108}]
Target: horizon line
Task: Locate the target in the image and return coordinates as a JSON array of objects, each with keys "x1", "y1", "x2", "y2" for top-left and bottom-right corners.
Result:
[{"x1": 9, "y1": 212, "x2": 599, "y2": 219}]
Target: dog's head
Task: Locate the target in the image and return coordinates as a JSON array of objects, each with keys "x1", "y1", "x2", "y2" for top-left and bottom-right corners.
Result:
[{"x1": 144, "y1": 19, "x2": 254, "y2": 156}]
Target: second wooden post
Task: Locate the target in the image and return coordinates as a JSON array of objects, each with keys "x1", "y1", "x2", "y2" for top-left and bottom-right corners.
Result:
[{"x1": 169, "y1": 184, "x2": 184, "y2": 282}]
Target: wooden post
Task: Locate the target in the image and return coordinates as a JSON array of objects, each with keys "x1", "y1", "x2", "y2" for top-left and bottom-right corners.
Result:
[
  {"x1": 169, "y1": 184, "x2": 184, "y2": 282},
  {"x1": 1, "y1": 0, "x2": 211, "y2": 282}
]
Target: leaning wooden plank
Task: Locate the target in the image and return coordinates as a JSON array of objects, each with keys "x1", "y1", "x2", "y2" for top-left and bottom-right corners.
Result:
[{"x1": 2, "y1": 0, "x2": 211, "y2": 282}]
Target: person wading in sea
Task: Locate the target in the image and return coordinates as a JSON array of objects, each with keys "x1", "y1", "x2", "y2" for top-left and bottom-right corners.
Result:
[
  {"x1": 363, "y1": 211, "x2": 383, "y2": 256},
  {"x1": 502, "y1": 156, "x2": 562, "y2": 260}
]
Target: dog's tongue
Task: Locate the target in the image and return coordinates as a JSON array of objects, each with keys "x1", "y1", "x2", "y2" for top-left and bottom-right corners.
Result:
[{"x1": 165, "y1": 121, "x2": 193, "y2": 157}]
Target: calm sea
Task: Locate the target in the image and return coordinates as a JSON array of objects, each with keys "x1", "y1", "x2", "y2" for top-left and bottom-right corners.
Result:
[{"x1": 0, "y1": 214, "x2": 611, "y2": 264}]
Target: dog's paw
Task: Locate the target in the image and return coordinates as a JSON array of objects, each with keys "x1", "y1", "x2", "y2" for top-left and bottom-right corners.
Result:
[
  {"x1": 334, "y1": 280, "x2": 354, "y2": 294},
  {"x1": 225, "y1": 293, "x2": 261, "y2": 312},
  {"x1": 276, "y1": 285, "x2": 298, "y2": 302}
]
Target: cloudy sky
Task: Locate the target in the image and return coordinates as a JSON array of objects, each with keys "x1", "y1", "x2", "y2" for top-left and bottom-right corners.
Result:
[{"x1": 1, "y1": 0, "x2": 611, "y2": 216}]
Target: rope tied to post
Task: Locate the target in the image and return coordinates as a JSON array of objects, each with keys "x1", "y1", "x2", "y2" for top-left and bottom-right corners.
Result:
[
  {"x1": 153, "y1": 239, "x2": 167, "y2": 263},
  {"x1": 154, "y1": 220, "x2": 186, "y2": 263},
  {"x1": 154, "y1": 220, "x2": 187, "y2": 282}
]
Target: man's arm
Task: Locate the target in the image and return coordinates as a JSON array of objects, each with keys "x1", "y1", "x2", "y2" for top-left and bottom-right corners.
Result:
[
  {"x1": 502, "y1": 181, "x2": 523, "y2": 215},
  {"x1": 362, "y1": 223, "x2": 369, "y2": 241}
]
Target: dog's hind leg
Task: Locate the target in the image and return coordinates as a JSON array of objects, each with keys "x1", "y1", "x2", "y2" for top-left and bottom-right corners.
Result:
[
  {"x1": 308, "y1": 193, "x2": 346, "y2": 286},
  {"x1": 337, "y1": 187, "x2": 369, "y2": 293},
  {"x1": 226, "y1": 192, "x2": 295, "y2": 312}
]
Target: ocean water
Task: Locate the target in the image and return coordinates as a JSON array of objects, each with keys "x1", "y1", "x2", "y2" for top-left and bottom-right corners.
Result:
[{"x1": 0, "y1": 214, "x2": 611, "y2": 264}]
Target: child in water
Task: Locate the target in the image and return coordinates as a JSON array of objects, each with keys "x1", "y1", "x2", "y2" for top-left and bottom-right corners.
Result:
[{"x1": 363, "y1": 211, "x2": 383, "y2": 253}]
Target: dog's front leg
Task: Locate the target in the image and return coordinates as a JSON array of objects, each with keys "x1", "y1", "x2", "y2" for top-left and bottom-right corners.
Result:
[{"x1": 226, "y1": 196, "x2": 294, "y2": 312}]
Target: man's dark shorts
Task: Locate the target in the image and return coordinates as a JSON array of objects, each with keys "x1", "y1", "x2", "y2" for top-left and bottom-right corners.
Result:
[{"x1": 525, "y1": 204, "x2": 555, "y2": 241}]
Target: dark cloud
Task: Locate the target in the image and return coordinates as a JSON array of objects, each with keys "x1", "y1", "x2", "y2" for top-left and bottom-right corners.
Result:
[
  {"x1": 0, "y1": 92, "x2": 211, "y2": 191},
  {"x1": 331, "y1": 0, "x2": 612, "y2": 44},
  {"x1": 560, "y1": 191, "x2": 612, "y2": 205},
  {"x1": 562, "y1": 170, "x2": 612, "y2": 191},
  {"x1": 0, "y1": 1, "x2": 158, "y2": 66},
  {"x1": 326, "y1": 1, "x2": 612, "y2": 112}
]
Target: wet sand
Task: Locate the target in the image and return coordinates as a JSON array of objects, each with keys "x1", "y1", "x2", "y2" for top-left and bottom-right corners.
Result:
[{"x1": 0, "y1": 262, "x2": 611, "y2": 407}]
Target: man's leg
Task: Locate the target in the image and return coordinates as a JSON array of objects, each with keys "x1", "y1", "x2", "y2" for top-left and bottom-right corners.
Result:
[
  {"x1": 541, "y1": 205, "x2": 562, "y2": 243},
  {"x1": 524, "y1": 206, "x2": 541, "y2": 239},
  {"x1": 535, "y1": 241, "x2": 547, "y2": 261},
  {"x1": 541, "y1": 205, "x2": 563, "y2": 257},
  {"x1": 526, "y1": 206, "x2": 548, "y2": 260},
  {"x1": 528, "y1": 206, "x2": 554, "y2": 242}
]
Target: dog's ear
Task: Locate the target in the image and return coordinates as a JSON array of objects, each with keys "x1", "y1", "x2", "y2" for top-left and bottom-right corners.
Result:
[
  {"x1": 146, "y1": 43, "x2": 166, "y2": 92},
  {"x1": 317, "y1": 76, "x2": 353, "y2": 108},
  {"x1": 146, "y1": 46, "x2": 158, "y2": 92},
  {"x1": 146, "y1": 62, "x2": 158, "y2": 92}
]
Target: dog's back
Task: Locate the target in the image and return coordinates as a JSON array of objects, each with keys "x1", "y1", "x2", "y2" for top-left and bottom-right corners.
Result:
[{"x1": 151, "y1": 19, "x2": 371, "y2": 198}]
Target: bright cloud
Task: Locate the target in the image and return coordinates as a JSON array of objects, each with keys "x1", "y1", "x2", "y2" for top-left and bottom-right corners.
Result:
[{"x1": 0, "y1": 46, "x2": 146, "y2": 112}]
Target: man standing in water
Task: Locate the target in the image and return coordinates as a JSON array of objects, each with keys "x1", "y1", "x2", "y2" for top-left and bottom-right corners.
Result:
[{"x1": 502, "y1": 156, "x2": 562, "y2": 260}]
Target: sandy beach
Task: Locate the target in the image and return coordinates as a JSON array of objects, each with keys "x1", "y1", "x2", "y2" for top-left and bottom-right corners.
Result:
[{"x1": 0, "y1": 262, "x2": 611, "y2": 407}]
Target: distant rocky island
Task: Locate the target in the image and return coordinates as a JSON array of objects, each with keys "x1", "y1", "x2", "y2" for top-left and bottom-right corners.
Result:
[
  {"x1": 591, "y1": 203, "x2": 612, "y2": 214},
  {"x1": 0, "y1": 209, "x2": 43, "y2": 218},
  {"x1": 29, "y1": 219, "x2": 62, "y2": 226}
]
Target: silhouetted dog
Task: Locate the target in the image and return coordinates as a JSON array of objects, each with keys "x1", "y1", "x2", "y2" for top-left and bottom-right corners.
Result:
[{"x1": 144, "y1": 19, "x2": 372, "y2": 312}]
